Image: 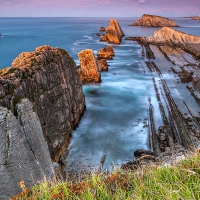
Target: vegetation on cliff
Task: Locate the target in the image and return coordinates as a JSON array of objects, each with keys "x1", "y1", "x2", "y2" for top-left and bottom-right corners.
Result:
[{"x1": 12, "y1": 151, "x2": 200, "y2": 200}]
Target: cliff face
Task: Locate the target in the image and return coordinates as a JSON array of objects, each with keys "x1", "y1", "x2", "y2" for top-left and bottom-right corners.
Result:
[
  {"x1": 78, "y1": 49, "x2": 101, "y2": 83},
  {"x1": 0, "y1": 45, "x2": 85, "y2": 162},
  {"x1": 0, "y1": 99, "x2": 54, "y2": 200},
  {"x1": 100, "y1": 19, "x2": 124, "y2": 44},
  {"x1": 131, "y1": 14, "x2": 178, "y2": 27}
]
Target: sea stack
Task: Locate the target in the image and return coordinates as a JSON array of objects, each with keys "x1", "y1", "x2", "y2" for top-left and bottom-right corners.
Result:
[
  {"x1": 100, "y1": 19, "x2": 124, "y2": 44},
  {"x1": 0, "y1": 45, "x2": 85, "y2": 199},
  {"x1": 78, "y1": 49, "x2": 101, "y2": 83},
  {"x1": 130, "y1": 14, "x2": 178, "y2": 27},
  {"x1": 97, "y1": 46, "x2": 115, "y2": 59}
]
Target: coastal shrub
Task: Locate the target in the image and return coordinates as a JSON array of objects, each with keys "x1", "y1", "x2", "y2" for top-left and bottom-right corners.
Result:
[{"x1": 11, "y1": 151, "x2": 200, "y2": 200}]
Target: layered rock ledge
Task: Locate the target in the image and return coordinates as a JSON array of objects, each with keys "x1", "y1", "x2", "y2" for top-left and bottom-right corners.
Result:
[
  {"x1": 130, "y1": 14, "x2": 178, "y2": 27},
  {"x1": 147, "y1": 27, "x2": 200, "y2": 59},
  {"x1": 0, "y1": 45, "x2": 85, "y2": 162},
  {"x1": 78, "y1": 49, "x2": 101, "y2": 83},
  {"x1": 100, "y1": 19, "x2": 124, "y2": 44}
]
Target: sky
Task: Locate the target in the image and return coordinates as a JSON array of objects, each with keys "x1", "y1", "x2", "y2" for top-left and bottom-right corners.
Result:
[{"x1": 0, "y1": 0, "x2": 200, "y2": 17}]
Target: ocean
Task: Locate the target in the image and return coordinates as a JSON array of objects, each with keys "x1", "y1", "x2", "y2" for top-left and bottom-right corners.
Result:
[{"x1": 1, "y1": 17, "x2": 200, "y2": 172}]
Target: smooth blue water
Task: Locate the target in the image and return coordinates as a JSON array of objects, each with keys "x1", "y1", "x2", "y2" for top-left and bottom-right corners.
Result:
[{"x1": 0, "y1": 17, "x2": 200, "y2": 172}]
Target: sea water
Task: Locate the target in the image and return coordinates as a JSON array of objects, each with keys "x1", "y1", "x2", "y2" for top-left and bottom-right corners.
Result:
[{"x1": 0, "y1": 17, "x2": 200, "y2": 172}]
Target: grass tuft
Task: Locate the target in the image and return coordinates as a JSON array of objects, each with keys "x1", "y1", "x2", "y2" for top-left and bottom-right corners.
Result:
[{"x1": 11, "y1": 151, "x2": 200, "y2": 200}]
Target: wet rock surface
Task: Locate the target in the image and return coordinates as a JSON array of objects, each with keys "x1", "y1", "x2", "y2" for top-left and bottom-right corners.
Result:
[
  {"x1": 78, "y1": 49, "x2": 101, "y2": 83},
  {"x1": 0, "y1": 46, "x2": 85, "y2": 162},
  {"x1": 130, "y1": 14, "x2": 178, "y2": 27},
  {"x1": 0, "y1": 99, "x2": 54, "y2": 200},
  {"x1": 122, "y1": 28, "x2": 200, "y2": 171},
  {"x1": 100, "y1": 19, "x2": 124, "y2": 44},
  {"x1": 97, "y1": 46, "x2": 115, "y2": 59},
  {"x1": 97, "y1": 59, "x2": 108, "y2": 71}
]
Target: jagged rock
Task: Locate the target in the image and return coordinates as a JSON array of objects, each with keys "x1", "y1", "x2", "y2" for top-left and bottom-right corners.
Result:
[
  {"x1": 0, "y1": 99, "x2": 54, "y2": 199},
  {"x1": 100, "y1": 19, "x2": 124, "y2": 44},
  {"x1": 99, "y1": 27, "x2": 106, "y2": 31},
  {"x1": 0, "y1": 45, "x2": 85, "y2": 162},
  {"x1": 97, "y1": 59, "x2": 108, "y2": 71},
  {"x1": 97, "y1": 46, "x2": 115, "y2": 59},
  {"x1": 96, "y1": 33, "x2": 101, "y2": 37},
  {"x1": 99, "y1": 34, "x2": 108, "y2": 42},
  {"x1": 78, "y1": 49, "x2": 101, "y2": 83},
  {"x1": 130, "y1": 14, "x2": 178, "y2": 27}
]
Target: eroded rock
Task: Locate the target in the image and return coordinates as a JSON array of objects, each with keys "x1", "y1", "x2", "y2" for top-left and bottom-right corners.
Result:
[
  {"x1": 97, "y1": 46, "x2": 115, "y2": 59},
  {"x1": 100, "y1": 19, "x2": 124, "y2": 44},
  {"x1": 97, "y1": 59, "x2": 108, "y2": 71},
  {"x1": 0, "y1": 45, "x2": 85, "y2": 162},
  {"x1": 130, "y1": 14, "x2": 178, "y2": 27},
  {"x1": 78, "y1": 49, "x2": 101, "y2": 83},
  {"x1": 99, "y1": 27, "x2": 106, "y2": 31}
]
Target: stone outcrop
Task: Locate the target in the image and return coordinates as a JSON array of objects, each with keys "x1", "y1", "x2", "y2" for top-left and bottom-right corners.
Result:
[
  {"x1": 0, "y1": 45, "x2": 85, "y2": 162},
  {"x1": 97, "y1": 46, "x2": 115, "y2": 59},
  {"x1": 78, "y1": 49, "x2": 101, "y2": 83},
  {"x1": 130, "y1": 14, "x2": 178, "y2": 27},
  {"x1": 100, "y1": 19, "x2": 124, "y2": 44},
  {"x1": 97, "y1": 59, "x2": 108, "y2": 71},
  {"x1": 147, "y1": 27, "x2": 200, "y2": 59},
  {"x1": 99, "y1": 27, "x2": 106, "y2": 31},
  {"x1": 0, "y1": 99, "x2": 55, "y2": 200}
]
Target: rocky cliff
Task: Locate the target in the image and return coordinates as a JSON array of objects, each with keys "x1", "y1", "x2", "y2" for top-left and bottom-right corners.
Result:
[
  {"x1": 130, "y1": 14, "x2": 178, "y2": 27},
  {"x1": 0, "y1": 99, "x2": 55, "y2": 200},
  {"x1": 0, "y1": 45, "x2": 85, "y2": 162},
  {"x1": 100, "y1": 19, "x2": 124, "y2": 44},
  {"x1": 78, "y1": 49, "x2": 101, "y2": 83}
]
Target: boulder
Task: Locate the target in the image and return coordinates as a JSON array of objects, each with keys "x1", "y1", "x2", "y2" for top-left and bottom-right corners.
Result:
[
  {"x1": 97, "y1": 46, "x2": 115, "y2": 59},
  {"x1": 0, "y1": 99, "x2": 54, "y2": 199},
  {"x1": 99, "y1": 27, "x2": 106, "y2": 31},
  {"x1": 78, "y1": 49, "x2": 101, "y2": 83},
  {"x1": 100, "y1": 19, "x2": 124, "y2": 44},
  {"x1": 97, "y1": 59, "x2": 108, "y2": 71},
  {"x1": 130, "y1": 14, "x2": 178, "y2": 27},
  {"x1": 0, "y1": 45, "x2": 85, "y2": 162},
  {"x1": 96, "y1": 33, "x2": 101, "y2": 37}
]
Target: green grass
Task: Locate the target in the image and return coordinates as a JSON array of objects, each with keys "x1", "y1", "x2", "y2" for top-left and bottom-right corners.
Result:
[{"x1": 12, "y1": 152, "x2": 200, "y2": 200}]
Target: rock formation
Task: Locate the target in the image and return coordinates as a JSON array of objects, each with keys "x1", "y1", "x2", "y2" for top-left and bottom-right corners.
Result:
[
  {"x1": 100, "y1": 19, "x2": 124, "y2": 44},
  {"x1": 97, "y1": 59, "x2": 108, "y2": 71},
  {"x1": 78, "y1": 49, "x2": 101, "y2": 83},
  {"x1": 99, "y1": 27, "x2": 106, "y2": 31},
  {"x1": 147, "y1": 27, "x2": 200, "y2": 59},
  {"x1": 97, "y1": 46, "x2": 115, "y2": 59},
  {"x1": 191, "y1": 16, "x2": 200, "y2": 20},
  {"x1": 130, "y1": 14, "x2": 178, "y2": 27},
  {"x1": 0, "y1": 99, "x2": 55, "y2": 200},
  {"x1": 0, "y1": 45, "x2": 85, "y2": 162}
]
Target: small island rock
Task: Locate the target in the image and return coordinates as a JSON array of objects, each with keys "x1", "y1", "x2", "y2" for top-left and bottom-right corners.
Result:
[
  {"x1": 130, "y1": 14, "x2": 178, "y2": 27},
  {"x1": 78, "y1": 49, "x2": 101, "y2": 83}
]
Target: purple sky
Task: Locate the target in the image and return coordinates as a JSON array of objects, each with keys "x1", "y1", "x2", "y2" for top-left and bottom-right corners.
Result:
[{"x1": 0, "y1": 0, "x2": 199, "y2": 17}]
